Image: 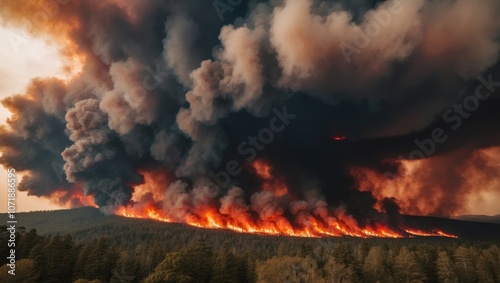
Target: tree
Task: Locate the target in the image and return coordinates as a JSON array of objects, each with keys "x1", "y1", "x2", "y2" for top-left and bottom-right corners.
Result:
[
  {"x1": 476, "y1": 255, "x2": 495, "y2": 283},
  {"x1": 210, "y1": 244, "x2": 240, "y2": 283},
  {"x1": 18, "y1": 229, "x2": 42, "y2": 258},
  {"x1": 415, "y1": 244, "x2": 437, "y2": 281},
  {"x1": 111, "y1": 250, "x2": 137, "y2": 283},
  {"x1": 363, "y1": 246, "x2": 388, "y2": 282},
  {"x1": 143, "y1": 238, "x2": 213, "y2": 283},
  {"x1": 393, "y1": 247, "x2": 426, "y2": 283},
  {"x1": 333, "y1": 243, "x2": 356, "y2": 265},
  {"x1": 356, "y1": 241, "x2": 370, "y2": 263},
  {"x1": 297, "y1": 242, "x2": 314, "y2": 258},
  {"x1": 323, "y1": 255, "x2": 361, "y2": 283},
  {"x1": 454, "y1": 246, "x2": 476, "y2": 283},
  {"x1": 0, "y1": 259, "x2": 38, "y2": 283},
  {"x1": 436, "y1": 251, "x2": 456, "y2": 283},
  {"x1": 256, "y1": 255, "x2": 321, "y2": 283},
  {"x1": 83, "y1": 237, "x2": 118, "y2": 282}
]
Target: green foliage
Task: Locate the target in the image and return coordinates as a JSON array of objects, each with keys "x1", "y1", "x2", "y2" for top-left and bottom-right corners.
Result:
[
  {"x1": 436, "y1": 250, "x2": 456, "y2": 283},
  {"x1": 0, "y1": 208, "x2": 499, "y2": 283},
  {"x1": 324, "y1": 255, "x2": 361, "y2": 283},
  {"x1": 143, "y1": 239, "x2": 213, "y2": 283},
  {"x1": 362, "y1": 246, "x2": 389, "y2": 282},
  {"x1": 0, "y1": 259, "x2": 38, "y2": 283},
  {"x1": 256, "y1": 255, "x2": 322, "y2": 283},
  {"x1": 393, "y1": 247, "x2": 427, "y2": 283}
]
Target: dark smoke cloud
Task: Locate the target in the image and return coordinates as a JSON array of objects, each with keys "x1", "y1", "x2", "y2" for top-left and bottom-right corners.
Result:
[{"x1": 0, "y1": 0, "x2": 499, "y2": 219}]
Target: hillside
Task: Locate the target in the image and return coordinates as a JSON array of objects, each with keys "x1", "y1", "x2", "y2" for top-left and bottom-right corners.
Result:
[
  {"x1": 2, "y1": 207, "x2": 500, "y2": 282},
  {"x1": 4, "y1": 207, "x2": 500, "y2": 242},
  {"x1": 452, "y1": 214, "x2": 500, "y2": 225}
]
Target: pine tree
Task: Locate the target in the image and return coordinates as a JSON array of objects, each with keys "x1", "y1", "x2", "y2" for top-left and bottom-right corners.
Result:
[
  {"x1": 83, "y1": 237, "x2": 118, "y2": 282},
  {"x1": 18, "y1": 228, "x2": 42, "y2": 259},
  {"x1": 297, "y1": 242, "x2": 313, "y2": 258},
  {"x1": 143, "y1": 238, "x2": 213, "y2": 283},
  {"x1": 0, "y1": 259, "x2": 38, "y2": 282},
  {"x1": 323, "y1": 255, "x2": 360, "y2": 283},
  {"x1": 210, "y1": 244, "x2": 239, "y2": 283},
  {"x1": 363, "y1": 246, "x2": 387, "y2": 283},
  {"x1": 393, "y1": 247, "x2": 426, "y2": 283},
  {"x1": 73, "y1": 241, "x2": 94, "y2": 280},
  {"x1": 256, "y1": 255, "x2": 321, "y2": 283},
  {"x1": 436, "y1": 250, "x2": 456, "y2": 283},
  {"x1": 454, "y1": 245, "x2": 476, "y2": 283},
  {"x1": 416, "y1": 244, "x2": 438, "y2": 281},
  {"x1": 356, "y1": 241, "x2": 370, "y2": 263},
  {"x1": 476, "y1": 255, "x2": 495, "y2": 283}
]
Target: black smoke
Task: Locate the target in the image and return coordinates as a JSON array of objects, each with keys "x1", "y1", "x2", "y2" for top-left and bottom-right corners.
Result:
[{"x1": 0, "y1": 0, "x2": 499, "y2": 220}]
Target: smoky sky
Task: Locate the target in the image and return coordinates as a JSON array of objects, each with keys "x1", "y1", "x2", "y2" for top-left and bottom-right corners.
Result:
[{"x1": 0, "y1": 0, "x2": 500, "y2": 220}]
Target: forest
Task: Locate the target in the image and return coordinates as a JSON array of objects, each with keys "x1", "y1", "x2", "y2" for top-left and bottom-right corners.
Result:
[{"x1": 0, "y1": 208, "x2": 499, "y2": 283}]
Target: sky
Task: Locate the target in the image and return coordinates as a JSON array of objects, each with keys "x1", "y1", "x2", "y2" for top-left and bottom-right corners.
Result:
[{"x1": 0, "y1": 25, "x2": 66, "y2": 212}]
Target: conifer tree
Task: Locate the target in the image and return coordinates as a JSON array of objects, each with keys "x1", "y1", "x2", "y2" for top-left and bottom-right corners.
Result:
[
  {"x1": 436, "y1": 250, "x2": 456, "y2": 283},
  {"x1": 393, "y1": 247, "x2": 426, "y2": 283}
]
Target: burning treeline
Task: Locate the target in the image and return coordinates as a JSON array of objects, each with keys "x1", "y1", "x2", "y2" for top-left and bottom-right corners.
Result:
[{"x1": 1, "y1": 0, "x2": 500, "y2": 238}]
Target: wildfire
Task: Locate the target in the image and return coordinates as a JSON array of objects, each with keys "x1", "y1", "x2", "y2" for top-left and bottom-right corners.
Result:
[
  {"x1": 115, "y1": 203, "x2": 458, "y2": 238},
  {"x1": 252, "y1": 160, "x2": 288, "y2": 197},
  {"x1": 111, "y1": 161, "x2": 458, "y2": 239},
  {"x1": 405, "y1": 229, "x2": 459, "y2": 239},
  {"x1": 50, "y1": 186, "x2": 97, "y2": 208}
]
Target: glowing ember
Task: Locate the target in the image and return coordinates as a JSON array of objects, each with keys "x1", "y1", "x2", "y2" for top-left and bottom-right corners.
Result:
[
  {"x1": 331, "y1": 135, "x2": 346, "y2": 141},
  {"x1": 405, "y1": 229, "x2": 458, "y2": 238}
]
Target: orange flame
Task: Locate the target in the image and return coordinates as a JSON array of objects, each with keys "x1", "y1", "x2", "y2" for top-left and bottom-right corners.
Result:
[
  {"x1": 405, "y1": 229, "x2": 458, "y2": 238},
  {"x1": 49, "y1": 185, "x2": 97, "y2": 208},
  {"x1": 252, "y1": 160, "x2": 288, "y2": 197},
  {"x1": 113, "y1": 162, "x2": 458, "y2": 239},
  {"x1": 116, "y1": 202, "x2": 457, "y2": 238}
]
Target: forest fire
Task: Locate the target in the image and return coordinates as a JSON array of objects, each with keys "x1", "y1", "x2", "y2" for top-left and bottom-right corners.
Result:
[
  {"x1": 113, "y1": 161, "x2": 458, "y2": 239},
  {"x1": 4, "y1": 0, "x2": 499, "y2": 246},
  {"x1": 115, "y1": 201, "x2": 458, "y2": 238},
  {"x1": 50, "y1": 187, "x2": 98, "y2": 209}
]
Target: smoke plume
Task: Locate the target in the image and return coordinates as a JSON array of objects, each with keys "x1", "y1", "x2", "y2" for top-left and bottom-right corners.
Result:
[{"x1": 1, "y1": 0, "x2": 500, "y2": 236}]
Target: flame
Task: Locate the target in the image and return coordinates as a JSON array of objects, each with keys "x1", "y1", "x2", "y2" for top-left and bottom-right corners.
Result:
[
  {"x1": 116, "y1": 201, "x2": 457, "y2": 238},
  {"x1": 252, "y1": 160, "x2": 288, "y2": 197},
  {"x1": 113, "y1": 162, "x2": 458, "y2": 239},
  {"x1": 405, "y1": 229, "x2": 458, "y2": 239},
  {"x1": 49, "y1": 185, "x2": 97, "y2": 208}
]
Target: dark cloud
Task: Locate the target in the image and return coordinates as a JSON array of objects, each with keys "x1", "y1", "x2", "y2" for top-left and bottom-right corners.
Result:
[{"x1": 0, "y1": 0, "x2": 499, "y2": 222}]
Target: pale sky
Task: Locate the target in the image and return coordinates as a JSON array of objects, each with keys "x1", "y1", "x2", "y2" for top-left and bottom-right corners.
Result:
[{"x1": 0, "y1": 25, "x2": 66, "y2": 213}]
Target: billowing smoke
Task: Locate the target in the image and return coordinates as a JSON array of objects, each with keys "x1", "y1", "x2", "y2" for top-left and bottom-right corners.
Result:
[{"x1": 1, "y1": 0, "x2": 500, "y2": 235}]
